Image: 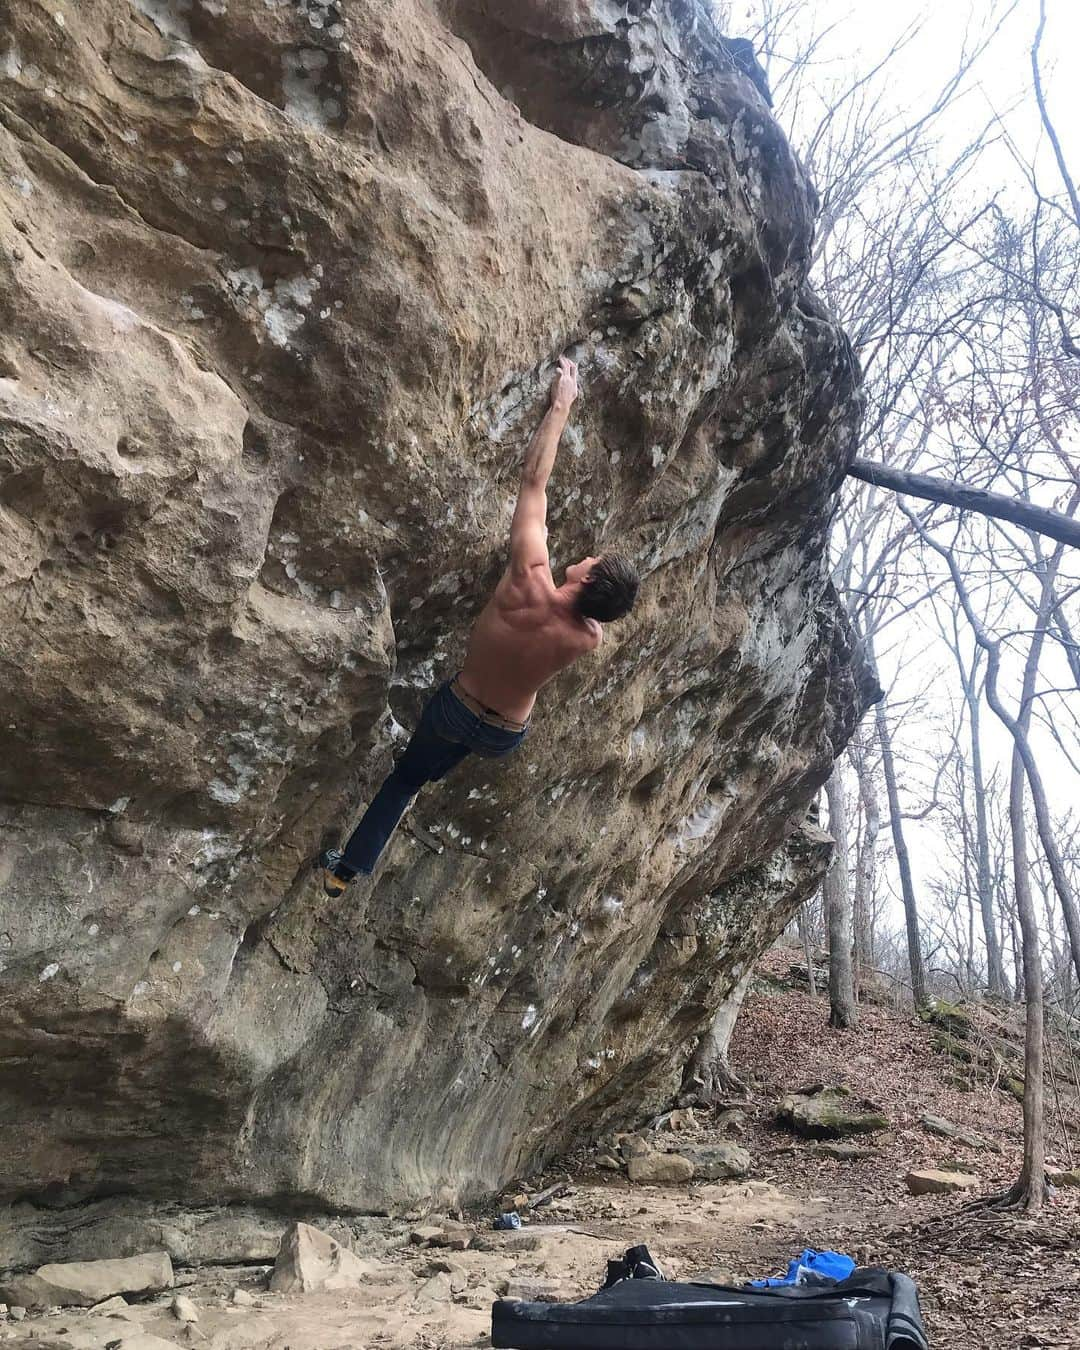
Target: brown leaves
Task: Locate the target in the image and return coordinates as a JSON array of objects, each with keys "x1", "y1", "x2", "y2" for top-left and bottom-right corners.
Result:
[{"x1": 717, "y1": 951, "x2": 1080, "y2": 1349}]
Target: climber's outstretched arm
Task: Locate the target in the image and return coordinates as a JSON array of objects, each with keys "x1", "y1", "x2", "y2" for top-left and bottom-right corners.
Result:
[{"x1": 509, "y1": 356, "x2": 578, "y2": 578}]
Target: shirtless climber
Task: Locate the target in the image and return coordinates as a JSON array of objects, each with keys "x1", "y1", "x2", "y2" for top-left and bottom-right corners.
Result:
[{"x1": 319, "y1": 357, "x2": 640, "y2": 894}]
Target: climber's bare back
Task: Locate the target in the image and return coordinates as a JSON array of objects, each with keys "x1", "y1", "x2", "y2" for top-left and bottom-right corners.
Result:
[
  {"x1": 459, "y1": 567, "x2": 602, "y2": 725},
  {"x1": 319, "y1": 355, "x2": 639, "y2": 895},
  {"x1": 455, "y1": 357, "x2": 605, "y2": 724}
]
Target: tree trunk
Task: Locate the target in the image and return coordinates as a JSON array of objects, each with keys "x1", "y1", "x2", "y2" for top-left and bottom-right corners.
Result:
[
  {"x1": 1006, "y1": 745, "x2": 1045, "y2": 1210},
  {"x1": 996, "y1": 536, "x2": 1080, "y2": 990},
  {"x1": 798, "y1": 904, "x2": 818, "y2": 997},
  {"x1": 1020, "y1": 767, "x2": 1080, "y2": 990},
  {"x1": 849, "y1": 728, "x2": 879, "y2": 977},
  {"x1": 963, "y1": 663, "x2": 1009, "y2": 996},
  {"x1": 847, "y1": 459, "x2": 1080, "y2": 547},
  {"x1": 874, "y1": 695, "x2": 928, "y2": 1009},
  {"x1": 1012, "y1": 690, "x2": 1080, "y2": 992},
  {"x1": 683, "y1": 971, "x2": 752, "y2": 1103},
  {"x1": 824, "y1": 771, "x2": 858, "y2": 1028},
  {"x1": 1011, "y1": 909, "x2": 1025, "y2": 1003}
]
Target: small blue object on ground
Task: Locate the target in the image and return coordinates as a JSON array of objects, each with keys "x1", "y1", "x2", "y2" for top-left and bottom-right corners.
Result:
[
  {"x1": 494, "y1": 1212, "x2": 522, "y2": 1230},
  {"x1": 748, "y1": 1249, "x2": 856, "y2": 1288}
]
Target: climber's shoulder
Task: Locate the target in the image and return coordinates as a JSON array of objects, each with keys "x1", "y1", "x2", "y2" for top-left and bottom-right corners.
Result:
[{"x1": 493, "y1": 559, "x2": 555, "y2": 603}]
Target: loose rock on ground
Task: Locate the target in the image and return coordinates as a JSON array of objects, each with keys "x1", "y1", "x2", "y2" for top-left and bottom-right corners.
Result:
[
  {"x1": 627, "y1": 1153, "x2": 695, "y2": 1185},
  {"x1": 268, "y1": 1222, "x2": 376, "y2": 1295},
  {"x1": 906, "y1": 1169, "x2": 980, "y2": 1196},
  {"x1": 0, "y1": 1253, "x2": 173, "y2": 1310},
  {"x1": 778, "y1": 1086, "x2": 889, "y2": 1138}
]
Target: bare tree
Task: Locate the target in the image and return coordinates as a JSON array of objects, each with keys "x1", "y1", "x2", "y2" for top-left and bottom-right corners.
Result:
[
  {"x1": 848, "y1": 719, "x2": 881, "y2": 979},
  {"x1": 960, "y1": 650, "x2": 1009, "y2": 998},
  {"x1": 716, "y1": 10, "x2": 1080, "y2": 1193},
  {"x1": 798, "y1": 900, "x2": 819, "y2": 997},
  {"x1": 683, "y1": 970, "x2": 752, "y2": 1104},
  {"x1": 824, "y1": 770, "x2": 858, "y2": 1027},
  {"x1": 1030, "y1": 0, "x2": 1080, "y2": 250},
  {"x1": 1005, "y1": 738, "x2": 1047, "y2": 1210},
  {"x1": 927, "y1": 594, "x2": 1010, "y2": 996},
  {"x1": 873, "y1": 672, "x2": 929, "y2": 1011},
  {"x1": 902, "y1": 509, "x2": 1070, "y2": 1208}
]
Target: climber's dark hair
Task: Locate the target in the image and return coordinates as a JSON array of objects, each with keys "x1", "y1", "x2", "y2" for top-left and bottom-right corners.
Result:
[{"x1": 574, "y1": 553, "x2": 640, "y2": 623}]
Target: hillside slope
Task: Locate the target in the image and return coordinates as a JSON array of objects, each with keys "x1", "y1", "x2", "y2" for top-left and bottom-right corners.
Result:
[{"x1": 723, "y1": 952, "x2": 1080, "y2": 1348}]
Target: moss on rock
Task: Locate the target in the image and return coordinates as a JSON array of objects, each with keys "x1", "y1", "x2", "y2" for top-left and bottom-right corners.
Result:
[
  {"x1": 778, "y1": 1086, "x2": 888, "y2": 1138},
  {"x1": 919, "y1": 999, "x2": 974, "y2": 1039}
]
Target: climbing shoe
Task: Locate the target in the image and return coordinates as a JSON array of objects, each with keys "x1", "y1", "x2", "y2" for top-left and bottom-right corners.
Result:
[{"x1": 317, "y1": 847, "x2": 352, "y2": 897}]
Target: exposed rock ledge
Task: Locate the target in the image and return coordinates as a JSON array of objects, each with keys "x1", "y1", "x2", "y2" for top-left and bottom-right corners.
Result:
[{"x1": 0, "y1": 0, "x2": 870, "y2": 1256}]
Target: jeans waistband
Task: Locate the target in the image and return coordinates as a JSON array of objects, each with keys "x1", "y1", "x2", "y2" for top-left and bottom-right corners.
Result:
[{"x1": 449, "y1": 677, "x2": 530, "y2": 733}]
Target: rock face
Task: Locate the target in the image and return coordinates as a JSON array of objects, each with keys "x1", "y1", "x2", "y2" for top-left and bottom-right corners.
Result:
[{"x1": 0, "y1": 0, "x2": 868, "y2": 1233}]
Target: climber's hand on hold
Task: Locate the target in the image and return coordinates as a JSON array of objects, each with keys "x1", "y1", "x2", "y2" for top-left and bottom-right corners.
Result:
[{"x1": 549, "y1": 356, "x2": 578, "y2": 418}]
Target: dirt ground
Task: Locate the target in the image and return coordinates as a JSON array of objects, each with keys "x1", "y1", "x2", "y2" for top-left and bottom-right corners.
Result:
[{"x1": 5, "y1": 958, "x2": 1079, "y2": 1349}]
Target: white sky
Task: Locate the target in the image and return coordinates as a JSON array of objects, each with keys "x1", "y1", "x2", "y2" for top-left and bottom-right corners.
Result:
[{"x1": 746, "y1": 0, "x2": 1080, "y2": 191}]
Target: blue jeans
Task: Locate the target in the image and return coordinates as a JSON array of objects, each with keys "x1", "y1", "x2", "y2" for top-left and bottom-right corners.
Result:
[{"x1": 338, "y1": 681, "x2": 528, "y2": 877}]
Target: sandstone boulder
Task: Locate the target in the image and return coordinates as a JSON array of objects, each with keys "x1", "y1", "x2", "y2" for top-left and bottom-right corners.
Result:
[
  {"x1": 171, "y1": 1294, "x2": 199, "y2": 1323},
  {"x1": 779, "y1": 1087, "x2": 888, "y2": 1139},
  {"x1": 416, "y1": 1272, "x2": 454, "y2": 1303},
  {"x1": 268, "y1": 1222, "x2": 372, "y2": 1295},
  {"x1": 616, "y1": 1133, "x2": 653, "y2": 1163},
  {"x1": 627, "y1": 1153, "x2": 695, "y2": 1184},
  {"x1": 428, "y1": 1222, "x2": 472, "y2": 1252},
  {"x1": 678, "y1": 1143, "x2": 751, "y2": 1180},
  {"x1": 471, "y1": 1230, "x2": 548, "y2": 1254},
  {"x1": 0, "y1": 1252, "x2": 173, "y2": 1309},
  {"x1": 920, "y1": 1115, "x2": 1000, "y2": 1152},
  {"x1": 462, "y1": 1285, "x2": 500, "y2": 1309},
  {"x1": 906, "y1": 1170, "x2": 979, "y2": 1196},
  {"x1": 813, "y1": 1142, "x2": 880, "y2": 1161},
  {"x1": 504, "y1": 1276, "x2": 567, "y2": 1302},
  {"x1": 0, "y1": 0, "x2": 868, "y2": 1241},
  {"x1": 654, "y1": 1109, "x2": 696, "y2": 1132},
  {"x1": 89, "y1": 1295, "x2": 130, "y2": 1315},
  {"x1": 424, "y1": 1259, "x2": 468, "y2": 1294},
  {"x1": 410, "y1": 1219, "x2": 472, "y2": 1250}
]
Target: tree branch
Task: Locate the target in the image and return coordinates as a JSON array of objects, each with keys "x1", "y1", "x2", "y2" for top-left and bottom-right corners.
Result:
[{"x1": 848, "y1": 459, "x2": 1080, "y2": 548}]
